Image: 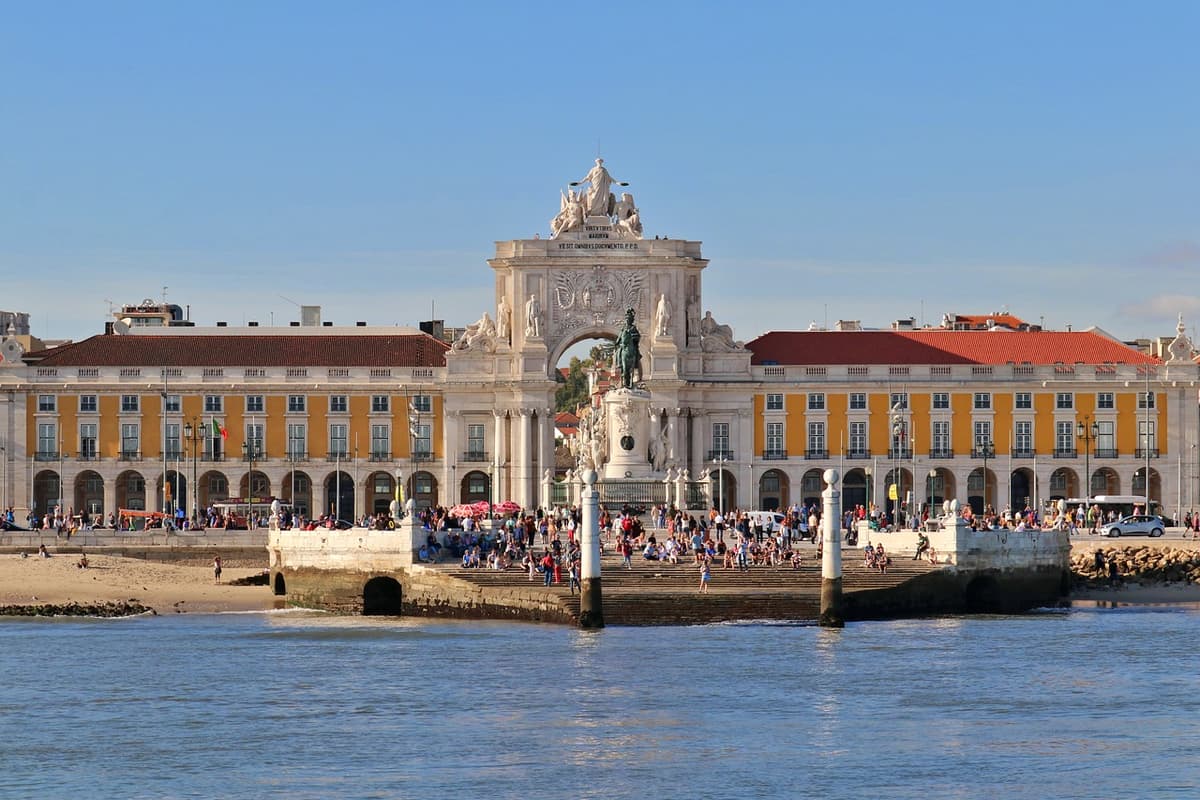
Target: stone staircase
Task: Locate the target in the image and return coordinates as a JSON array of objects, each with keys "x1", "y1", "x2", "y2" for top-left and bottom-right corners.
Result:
[{"x1": 430, "y1": 548, "x2": 938, "y2": 625}]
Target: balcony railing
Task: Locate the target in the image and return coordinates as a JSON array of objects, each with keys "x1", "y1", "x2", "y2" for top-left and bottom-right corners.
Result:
[
  {"x1": 77, "y1": 452, "x2": 99, "y2": 462},
  {"x1": 34, "y1": 450, "x2": 59, "y2": 462},
  {"x1": 118, "y1": 451, "x2": 142, "y2": 461},
  {"x1": 1053, "y1": 448, "x2": 1077, "y2": 458},
  {"x1": 1011, "y1": 449, "x2": 1035, "y2": 459},
  {"x1": 326, "y1": 451, "x2": 350, "y2": 462},
  {"x1": 461, "y1": 450, "x2": 491, "y2": 462},
  {"x1": 846, "y1": 449, "x2": 871, "y2": 459},
  {"x1": 928, "y1": 449, "x2": 954, "y2": 459},
  {"x1": 708, "y1": 450, "x2": 734, "y2": 461},
  {"x1": 888, "y1": 448, "x2": 912, "y2": 460},
  {"x1": 161, "y1": 451, "x2": 185, "y2": 462},
  {"x1": 804, "y1": 449, "x2": 827, "y2": 460},
  {"x1": 1094, "y1": 449, "x2": 1118, "y2": 459},
  {"x1": 971, "y1": 448, "x2": 997, "y2": 459},
  {"x1": 762, "y1": 450, "x2": 788, "y2": 460},
  {"x1": 1136, "y1": 448, "x2": 1159, "y2": 459},
  {"x1": 411, "y1": 450, "x2": 434, "y2": 462},
  {"x1": 367, "y1": 451, "x2": 392, "y2": 462},
  {"x1": 201, "y1": 453, "x2": 226, "y2": 463}
]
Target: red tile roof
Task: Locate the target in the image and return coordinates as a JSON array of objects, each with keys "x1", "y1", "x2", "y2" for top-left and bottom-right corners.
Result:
[
  {"x1": 747, "y1": 330, "x2": 1159, "y2": 366},
  {"x1": 944, "y1": 312, "x2": 1029, "y2": 330},
  {"x1": 32, "y1": 333, "x2": 449, "y2": 368}
]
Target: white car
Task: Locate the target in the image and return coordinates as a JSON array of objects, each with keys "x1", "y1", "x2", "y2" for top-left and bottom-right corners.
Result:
[{"x1": 1099, "y1": 515, "x2": 1165, "y2": 538}]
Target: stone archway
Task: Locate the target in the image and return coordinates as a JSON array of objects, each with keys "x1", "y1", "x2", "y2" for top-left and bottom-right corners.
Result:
[
  {"x1": 366, "y1": 471, "x2": 396, "y2": 515},
  {"x1": 363, "y1": 576, "x2": 402, "y2": 615},
  {"x1": 32, "y1": 469, "x2": 60, "y2": 518},
  {"x1": 758, "y1": 469, "x2": 789, "y2": 511},
  {"x1": 115, "y1": 469, "x2": 147, "y2": 511},
  {"x1": 883, "y1": 467, "x2": 914, "y2": 519},
  {"x1": 710, "y1": 469, "x2": 737, "y2": 512},
  {"x1": 842, "y1": 468, "x2": 868, "y2": 514},
  {"x1": 1048, "y1": 467, "x2": 1077, "y2": 502},
  {"x1": 461, "y1": 470, "x2": 490, "y2": 503},
  {"x1": 74, "y1": 470, "x2": 105, "y2": 519},
  {"x1": 239, "y1": 470, "x2": 271, "y2": 502},
  {"x1": 1010, "y1": 468, "x2": 1034, "y2": 512},
  {"x1": 324, "y1": 471, "x2": 354, "y2": 520},
  {"x1": 1094, "y1": 467, "x2": 1120, "y2": 496},
  {"x1": 281, "y1": 471, "x2": 313, "y2": 517},
  {"x1": 407, "y1": 471, "x2": 438, "y2": 510},
  {"x1": 198, "y1": 469, "x2": 229, "y2": 512},
  {"x1": 273, "y1": 572, "x2": 287, "y2": 596}
]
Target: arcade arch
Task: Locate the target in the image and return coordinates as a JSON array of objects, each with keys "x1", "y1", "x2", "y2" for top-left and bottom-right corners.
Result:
[
  {"x1": 74, "y1": 470, "x2": 105, "y2": 518},
  {"x1": 115, "y1": 469, "x2": 147, "y2": 510},
  {"x1": 460, "y1": 470, "x2": 491, "y2": 504},
  {"x1": 281, "y1": 471, "x2": 313, "y2": 517},
  {"x1": 324, "y1": 471, "x2": 355, "y2": 520},
  {"x1": 366, "y1": 471, "x2": 396, "y2": 515},
  {"x1": 758, "y1": 469, "x2": 788, "y2": 511},
  {"x1": 32, "y1": 469, "x2": 59, "y2": 516}
]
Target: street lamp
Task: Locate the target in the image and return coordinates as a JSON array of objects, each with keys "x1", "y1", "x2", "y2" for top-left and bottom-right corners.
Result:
[
  {"x1": 890, "y1": 402, "x2": 905, "y2": 527},
  {"x1": 1076, "y1": 416, "x2": 1099, "y2": 520},
  {"x1": 393, "y1": 466, "x2": 404, "y2": 520},
  {"x1": 712, "y1": 455, "x2": 730, "y2": 516},
  {"x1": 979, "y1": 437, "x2": 995, "y2": 515},
  {"x1": 242, "y1": 435, "x2": 260, "y2": 530},
  {"x1": 183, "y1": 420, "x2": 203, "y2": 528}
]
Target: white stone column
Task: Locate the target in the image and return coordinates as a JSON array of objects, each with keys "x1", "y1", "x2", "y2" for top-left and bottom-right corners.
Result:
[
  {"x1": 579, "y1": 468, "x2": 604, "y2": 628},
  {"x1": 539, "y1": 407, "x2": 555, "y2": 509},
  {"x1": 820, "y1": 468, "x2": 844, "y2": 627},
  {"x1": 518, "y1": 408, "x2": 532, "y2": 509},
  {"x1": 493, "y1": 410, "x2": 507, "y2": 506},
  {"x1": 443, "y1": 410, "x2": 459, "y2": 504},
  {"x1": 669, "y1": 407, "x2": 684, "y2": 470}
]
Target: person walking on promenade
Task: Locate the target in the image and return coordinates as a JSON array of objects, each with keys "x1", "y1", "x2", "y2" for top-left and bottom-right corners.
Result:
[
  {"x1": 568, "y1": 557, "x2": 581, "y2": 595},
  {"x1": 213, "y1": 555, "x2": 223, "y2": 584},
  {"x1": 699, "y1": 556, "x2": 711, "y2": 594}
]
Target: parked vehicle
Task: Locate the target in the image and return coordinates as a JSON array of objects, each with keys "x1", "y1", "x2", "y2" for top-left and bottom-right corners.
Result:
[{"x1": 1099, "y1": 515, "x2": 1165, "y2": 538}]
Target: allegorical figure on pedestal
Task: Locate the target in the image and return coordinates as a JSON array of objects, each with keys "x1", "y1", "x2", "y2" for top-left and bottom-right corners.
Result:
[
  {"x1": 496, "y1": 295, "x2": 511, "y2": 344},
  {"x1": 572, "y1": 158, "x2": 627, "y2": 217},
  {"x1": 614, "y1": 307, "x2": 642, "y2": 390},
  {"x1": 525, "y1": 293, "x2": 542, "y2": 338},
  {"x1": 654, "y1": 293, "x2": 672, "y2": 338}
]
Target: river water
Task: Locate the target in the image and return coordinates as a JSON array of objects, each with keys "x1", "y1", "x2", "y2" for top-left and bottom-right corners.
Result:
[{"x1": 2, "y1": 605, "x2": 1198, "y2": 799}]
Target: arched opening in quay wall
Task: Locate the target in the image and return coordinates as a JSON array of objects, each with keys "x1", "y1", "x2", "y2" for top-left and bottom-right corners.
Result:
[
  {"x1": 273, "y1": 572, "x2": 287, "y2": 596},
  {"x1": 362, "y1": 576, "x2": 403, "y2": 615}
]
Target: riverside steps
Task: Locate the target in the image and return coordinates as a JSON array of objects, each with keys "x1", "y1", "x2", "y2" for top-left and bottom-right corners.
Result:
[{"x1": 427, "y1": 548, "x2": 938, "y2": 626}]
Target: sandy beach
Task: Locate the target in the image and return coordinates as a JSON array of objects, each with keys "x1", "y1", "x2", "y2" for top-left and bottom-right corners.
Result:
[{"x1": 0, "y1": 553, "x2": 276, "y2": 614}]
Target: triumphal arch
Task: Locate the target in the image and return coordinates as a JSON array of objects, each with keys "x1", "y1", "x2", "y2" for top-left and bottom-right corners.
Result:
[{"x1": 443, "y1": 159, "x2": 752, "y2": 509}]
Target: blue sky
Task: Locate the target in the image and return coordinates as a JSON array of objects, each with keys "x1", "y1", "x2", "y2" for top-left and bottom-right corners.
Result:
[{"x1": 2, "y1": 1, "x2": 1197, "y2": 350}]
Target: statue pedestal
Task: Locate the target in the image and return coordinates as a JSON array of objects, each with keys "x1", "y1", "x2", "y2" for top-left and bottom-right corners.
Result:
[
  {"x1": 603, "y1": 388, "x2": 652, "y2": 479},
  {"x1": 648, "y1": 335, "x2": 678, "y2": 379}
]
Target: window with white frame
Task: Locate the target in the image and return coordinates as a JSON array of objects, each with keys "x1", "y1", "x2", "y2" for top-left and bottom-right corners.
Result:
[
  {"x1": 1014, "y1": 421, "x2": 1032, "y2": 453},
  {"x1": 287, "y1": 395, "x2": 306, "y2": 413},
  {"x1": 849, "y1": 392, "x2": 867, "y2": 410},
  {"x1": 973, "y1": 393, "x2": 992, "y2": 410},
  {"x1": 79, "y1": 423, "x2": 98, "y2": 459},
  {"x1": 889, "y1": 392, "x2": 908, "y2": 410},
  {"x1": 245, "y1": 423, "x2": 264, "y2": 458},
  {"x1": 765, "y1": 393, "x2": 783, "y2": 411},
  {"x1": 371, "y1": 395, "x2": 390, "y2": 413},
  {"x1": 370, "y1": 424, "x2": 389, "y2": 458},
  {"x1": 79, "y1": 395, "x2": 98, "y2": 413},
  {"x1": 1096, "y1": 420, "x2": 1114, "y2": 453},
  {"x1": 807, "y1": 421, "x2": 826, "y2": 454},
  {"x1": 1139, "y1": 420, "x2": 1157, "y2": 453},
  {"x1": 412, "y1": 424, "x2": 431, "y2": 456},
  {"x1": 121, "y1": 395, "x2": 139, "y2": 413},
  {"x1": 467, "y1": 423, "x2": 486, "y2": 457},
  {"x1": 933, "y1": 420, "x2": 951, "y2": 454},
  {"x1": 329, "y1": 424, "x2": 348, "y2": 457},
  {"x1": 37, "y1": 423, "x2": 57, "y2": 456},
  {"x1": 1138, "y1": 391, "x2": 1156, "y2": 410},
  {"x1": 766, "y1": 422, "x2": 783, "y2": 454},
  {"x1": 712, "y1": 422, "x2": 730, "y2": 455},
  {"x1": 849, "y1": 421, "x2": 866, "y2": 454},
  {"x1": 1097, "y1": 392, "x2": 1114, "y2": 410},
  {"x1": 165, "y1": 423, "x2": 181, "y2": 459},
  {"x1": 974, "y1": 420, "x2": 993, "y2": 451},
  {"x1": 38, "y1": 395, "x2": 56, "y2": 412},
  {"x1": 121, "y1": 423, "x2": 140, "y2": 456},
  {"x1": 1055, "y1": 392, "x2": 1074, "y2": 410},
  {"x1": 1015, "y1": 392, "x2": 1032, "y2": 410},
  {"x1": 245, "y1": 395, "x2": 264, "y2": 413},
  {"x1": 807, "y1": 393, "x2": 825, "y2": 411},
  {"x1": 164, "y1": 394, "x2": 180, "y2": 413},
  {"x1": 932, "y1": 392, "x2": 950, "y2": 410},
  {"x1": 287, "y1": 424, "x2": 307, "y2": 458},
  {"x1": 411, "y1": 394, "x2": 432, "y2": 414},
  {"x1": 329, "y1": 395, "x2": 348, "y2": 413},
  {"x1": 1055, "y1": 421, "x2": 1074, "y2": 454},
  {"x1": 204, "y1": 395, "x2": 223, "y2": 413}
]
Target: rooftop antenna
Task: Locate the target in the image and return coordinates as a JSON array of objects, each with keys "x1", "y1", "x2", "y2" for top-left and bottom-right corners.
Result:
[
  {"x1": 279, "y1": 294, "x2": 301, "y2": 308},
  {"x1": 104, "y1": 298, "x2": 115, "y2": 317},
  {"x1": 162, "y1": 285, "x2": 168, "y2": 304}
]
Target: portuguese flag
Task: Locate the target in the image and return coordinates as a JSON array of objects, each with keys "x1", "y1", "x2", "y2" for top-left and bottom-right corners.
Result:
[{"x1": 211, "y1": 416, "x2": 227, "y2": 440}]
